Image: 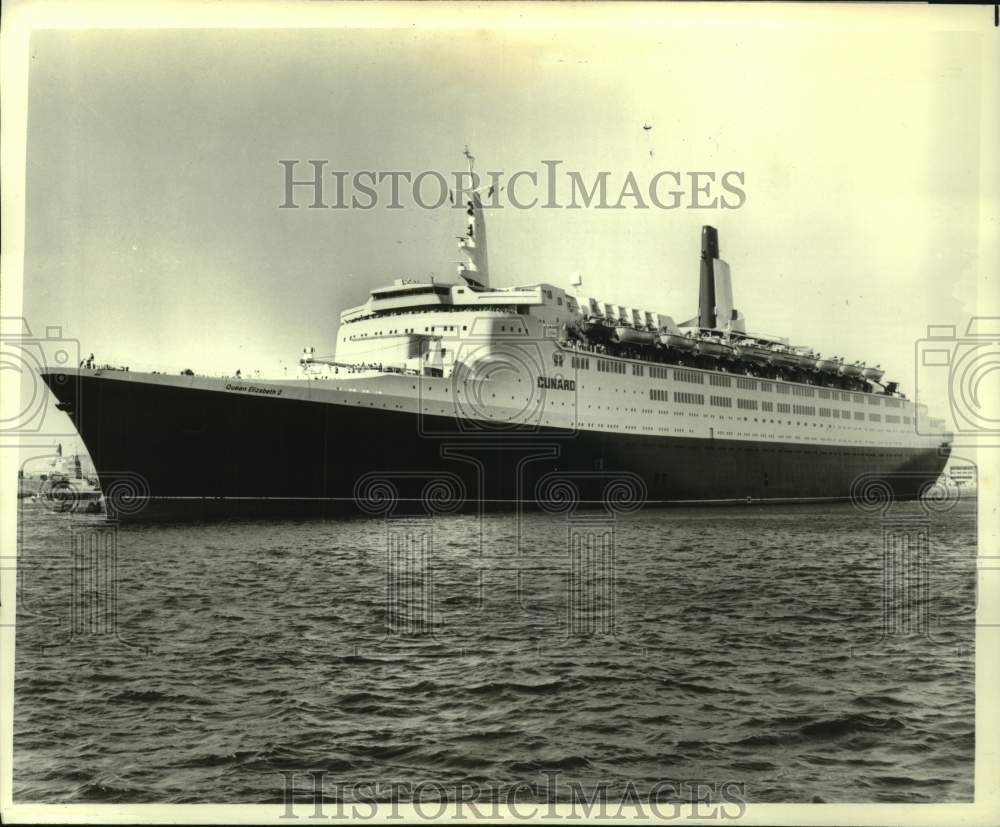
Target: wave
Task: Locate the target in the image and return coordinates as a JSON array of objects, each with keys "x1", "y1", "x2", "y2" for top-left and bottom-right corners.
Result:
[
  {"x1": 73, "y1": 782, "x2": 147, "y2": 802},
  {"x1": 799, "y1": 713, "x2": 905, "y2": 740},
  {"x1": 107, "y1": 688, "x2": 212, "y2": 706},
  {"x1": 507, "y1": 755, "x2": 592, "y2": 772},
  {"x1": 465, "y1": 678, "x2": 566, "y2": 696},
  {"x1": 734, "y1": 713, "x2": 906, "y2": 749}
]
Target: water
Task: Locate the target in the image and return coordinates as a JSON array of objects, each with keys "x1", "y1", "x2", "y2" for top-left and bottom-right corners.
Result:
[{"x1": 13, "y1": 498, "x2": 976, "y2": 804}]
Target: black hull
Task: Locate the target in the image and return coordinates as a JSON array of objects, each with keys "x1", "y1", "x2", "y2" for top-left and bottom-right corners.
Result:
[{"x1": 41, "y1": 373, "x2": 950, "y2": 521}]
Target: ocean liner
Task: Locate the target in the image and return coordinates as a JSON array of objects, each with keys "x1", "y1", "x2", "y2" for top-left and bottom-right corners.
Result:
[{"x1": 40, "y1": 156, "x2": 951, "y2": 520}]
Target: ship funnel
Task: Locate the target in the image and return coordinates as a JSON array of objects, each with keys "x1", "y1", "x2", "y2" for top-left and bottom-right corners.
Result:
[
  {"x1": 698, "y1": 226, "x2": 719, "y2": 329},
  {"x1": 697, "y1": 225, "x2": 745, "y2": 334},
  {"x1": 702, "y1": 226, "x2": 720, "y2": 260}
]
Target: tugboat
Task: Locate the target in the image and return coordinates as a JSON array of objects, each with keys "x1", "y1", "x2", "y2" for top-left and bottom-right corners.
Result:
[{"x1": 33, "y1": 445, "x2": 103, "y2": 514}]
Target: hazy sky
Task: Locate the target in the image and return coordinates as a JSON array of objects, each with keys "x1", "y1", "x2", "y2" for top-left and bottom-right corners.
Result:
[{"x1": 14, "y1": 4, "x2": 998, "y2": 448}]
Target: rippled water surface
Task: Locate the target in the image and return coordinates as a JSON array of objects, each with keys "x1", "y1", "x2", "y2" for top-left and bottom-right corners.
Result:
[{"x1": 14, "y1": 498, "x2": 976, "y2": 803}]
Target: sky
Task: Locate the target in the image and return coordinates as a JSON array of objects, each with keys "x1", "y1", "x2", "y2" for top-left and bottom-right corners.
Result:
[{"x1": 9, "y1": 3, "x2": 998, "y2": 458}]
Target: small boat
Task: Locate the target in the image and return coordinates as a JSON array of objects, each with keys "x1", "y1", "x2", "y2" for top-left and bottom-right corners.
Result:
[
  {"x1": 615, "y1": 326, "x2": 655, "y2": 346},
  {"x1": 791, "y1": 350, "x2": 819, "y2": 370},
  {"x1": 35, "y1": 474, "x2": 103, "y2": 514},
  {"x1": 861, "y1": 364, "x2": 885, "y2": 382},
  {"x1": 696, "y1": 337, "x2": 736, "y2": 359},
  {"x1": 814, "y1": 356, "x2": 840, "y2": 373},
  {"x1": 658, "y1": 331, "x2": 697, "y2": 352},
  {"x1": 734, "y1": 342, "x2": 773, "y2": 365},
  {"x1": 769, "y1": 348, "x2": 813, "y2": 370},
  {"x1": 579, "y1": 316, "x2": 614, "y2": 340},
  {"x1": 839, "y1": 360, "x2": 865, "y2": 378}
]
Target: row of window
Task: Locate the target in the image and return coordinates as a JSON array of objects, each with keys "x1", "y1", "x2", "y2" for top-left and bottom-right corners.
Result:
[
  {"x1": 553, "y1": 354, "x2": 902, "y2": 407},
  {"x1": 646, "y1": 389, "x2": 912, "y2": 425},
  {"x1": 706, "y1": 397, "x2": 759, "y2": 411},
  {"x1": 597, "y1": 359, "x2": 627, "y2": 374},
  {"x1": 349, "y1": 322, "x2": 477, "y2": 341},
  {"x1": 549, "y1": 353, "x2": 918, "y2": 421},
  {"x1": 674, "y1": 392, "x2": 704, "y2": 405}
]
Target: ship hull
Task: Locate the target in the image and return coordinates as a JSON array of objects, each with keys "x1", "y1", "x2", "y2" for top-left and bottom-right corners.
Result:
[{"x1": 40, "y1": 371, "x2": 950, "y2": 521}]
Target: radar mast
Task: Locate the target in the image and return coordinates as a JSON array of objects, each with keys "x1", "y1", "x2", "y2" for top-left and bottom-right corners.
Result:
[{"x1": 456, "y1": 146, "x2": 490, "y2": 288}]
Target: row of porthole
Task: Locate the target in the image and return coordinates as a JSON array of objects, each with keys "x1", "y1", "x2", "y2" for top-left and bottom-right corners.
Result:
[
  {"x1": 340, "y1": 394, "x2": 919, "y2": 447},
  {"x1": 328, "y1": 389, "x2": 916, "y2": 436},
  {"x1": 418, "y1": 377, "x2": 911, "y2": 420},
  {"x1": 574, "y1": 379, "x2": 905, "y2": 410}
]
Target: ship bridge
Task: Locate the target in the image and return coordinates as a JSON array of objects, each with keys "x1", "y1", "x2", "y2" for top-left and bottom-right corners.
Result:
[
  {"x1": 340, "y1": 278, "x2": 581, "y2": 323},
  {"x1": 329, "y1": 276, "x2": 582, "y2": 378}
]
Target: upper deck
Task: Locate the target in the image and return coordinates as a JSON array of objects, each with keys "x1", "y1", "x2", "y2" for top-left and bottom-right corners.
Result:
[
  {"x1": 314, "y1": 153, "x2": 909, "y2": 409},
  {"x1": 340, "y1": 279, "x2": 578, "y2": 324}
]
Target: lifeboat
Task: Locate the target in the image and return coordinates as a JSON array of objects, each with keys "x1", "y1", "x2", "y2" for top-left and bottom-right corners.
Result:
[
  {"x1": 734, "y1": 342, "x2": 773, "y2": 365},
  {"x1": 768, "y1": 348, "x2": 804, "y2": 370},
  {"x1": 696, "y1": 336, "x2": 736, "y2": 359},
  {"x1": 579, "y1": 316, "x2": 613, "y2": 340},
  {"x1": 659, "y1": 331, "x2": 697, "y2": 352},
  {"x1": 861, "y1": 364, "x2": 885, "y2": 382},
  {"x1": 839, "y1": 360, "x2": 865, "y2": 378},
  {"x1": 615, "y1": 326, "x2": 656, "y2": 346},
  {"x1": 814, "y1": 356, "x2": 840, "y2": 373}
]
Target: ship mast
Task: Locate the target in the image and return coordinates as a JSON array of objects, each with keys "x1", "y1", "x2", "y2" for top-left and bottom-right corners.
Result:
[{"x1": 456, "y1": 146, "x2": 490, "y2": 288}]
